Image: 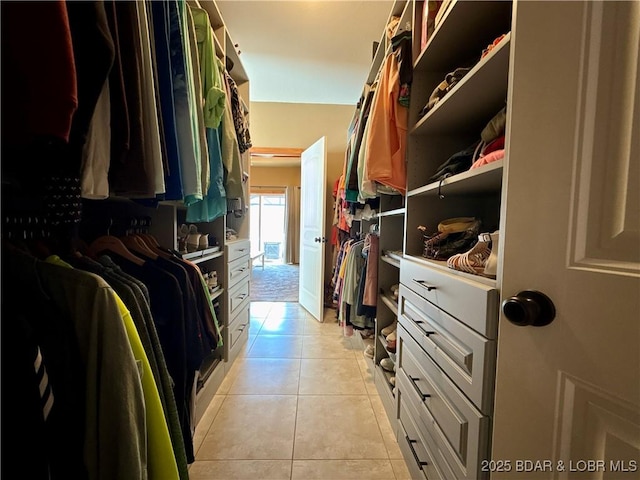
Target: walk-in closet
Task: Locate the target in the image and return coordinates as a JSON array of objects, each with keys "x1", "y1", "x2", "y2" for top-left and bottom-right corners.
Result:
[{"x1": 2, "y1": 1, "x2": 638, "y2": 479}]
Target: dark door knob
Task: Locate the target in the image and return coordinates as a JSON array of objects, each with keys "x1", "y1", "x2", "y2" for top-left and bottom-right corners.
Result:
[
  {"x1": 314, "y1": 237, "x2": 320, "y2": 243},
  {"x1": 501, "y1": 290, "x2": 556, "y2": 327}
]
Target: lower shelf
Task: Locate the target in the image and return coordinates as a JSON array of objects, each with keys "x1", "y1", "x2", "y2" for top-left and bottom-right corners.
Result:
[
  {"x1": 375, "y1": 364, "x2": 397, "y2": 424},
  {"x1": 194, "y1": 358, "x2": 225, "y2": 427}
]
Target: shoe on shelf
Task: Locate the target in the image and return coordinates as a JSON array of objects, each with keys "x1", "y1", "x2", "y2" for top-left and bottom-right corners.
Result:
[
  {"x1": 364, "y1": 345, "x2": 374, "y2": 359},
  {"x1": 389, "y1": 376, "x2": 396, "y2": 387},
  {"x1": 381, "y1": 321, "x2": 397, "y2": 337},
  {"x1": 386, "y1": 330, "x2": 397, "y2": 353},
  {"x1": 198, "y1": 233, "x2": 209, "y2": 250},
  {"x1": 380, "y1": 357, "x2": 395, "y2": 372},
  {"x1": 187, "y1": 224, "x2": 201, "y2": 253},
  {"x1": 446, "y1": 230, "x2": 499, "y2": 278}
]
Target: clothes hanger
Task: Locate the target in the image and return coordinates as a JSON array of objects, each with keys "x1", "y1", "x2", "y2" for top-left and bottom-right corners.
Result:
[
  {"x1": 88, "y1": 218, "x2": 145, "y2": 266},
  {"x1": 120, "y1": 234, "x2": 159, "y2": 260}
]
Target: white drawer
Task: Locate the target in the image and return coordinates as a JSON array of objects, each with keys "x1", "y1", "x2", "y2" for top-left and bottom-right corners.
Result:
[
  {"x1": 227, "y1": 279, "x2": 250, "y2": 319},
  {"x1": 398, "y1": 285, "x2": 496, "y2": 413},
  {"x1": 226, "y1": 239, "x2": 251, "y2": 262},
  {"x1": 397, "y1": 325, "x2": 490, "y2": 480},
  {"x1": 397, "y1": 407, "x2": 431, "y2": 480},
  {"x1": 227, "y1": 254, "x2": 250, "y2": 290},
  {"x1": 400, "y1": 258, "x2": 498, "y2": 338},
  {"x1": 228, "y1": 304, "x2": 250, "y2": 350}
]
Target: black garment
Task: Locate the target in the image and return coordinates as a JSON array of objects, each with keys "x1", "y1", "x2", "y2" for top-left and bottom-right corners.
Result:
[
  {"x1": 153, "y1": 256, "x2": 211, "y2": 371},
  {"x1": 172, "y1": 256, "x2": 221, "y2": 349},
  {"x1": 108, "y1": 253, "x2": 196, "y2": 462},
  {"x1": 346, "y1": 88, "x2": 375, "y2": 194},
  {"x1": 66, "y1": 1, "x2": 115, "y2": 171},
  {"x1": 3, "y1": 249, "x2": 87, "y2": 480},
  {"x1": 428, "y1": 140, "x2": 481, "y2": 183},
  {"x1": 225, "y1": 71, "x2": 252, "y2": 153},
  {"x1": 392, "y1": 30, "x2": 413, "y2": 107}
]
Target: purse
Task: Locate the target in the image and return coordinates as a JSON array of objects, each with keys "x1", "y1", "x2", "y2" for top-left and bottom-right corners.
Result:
[{"x1": 419, "y1": 217, "x2": 482, "y2": 260}]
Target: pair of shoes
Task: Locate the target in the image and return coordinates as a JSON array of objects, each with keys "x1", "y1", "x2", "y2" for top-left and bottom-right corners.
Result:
[
  {"x1": 380, "y1": 357, "x2": 395, "y2": 372},
  {"x1": 381, "y1": 321, "x2": 397, "y2": 337},
  {"x1": 183, "y1": 224, "x2": 210, "y2": 253},
  {"x1": 447, "y1": 231, "x2": 499, "y2": 277},
  {"x1": 364, "y1": 345, "x2": 374, "y2": 359}
]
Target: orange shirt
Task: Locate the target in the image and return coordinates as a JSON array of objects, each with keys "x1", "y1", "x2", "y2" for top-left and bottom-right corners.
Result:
[{"x1": 363, "y1": 52, "x2": 408, "y2": 195}]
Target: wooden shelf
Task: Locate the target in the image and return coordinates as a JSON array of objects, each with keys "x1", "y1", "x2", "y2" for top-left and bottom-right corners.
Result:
[
  {"x1": 381, "y1": 255, "x2": 401, "y2": 268},
  {"x1": 414, "y1": 0, "x2": 512, "y2": 73},
  {"x1": 411, "y1": 33, "x2": 511, "y2": 136},
  {"x1": 210, "y1": 286, "x2": 224, "y2": 301},
  {"x1": 183, "y1": 247, "x2": 223, "y2": 263},
  {"x1": 404, "y1": 253, "x2": 498, "y2": 288},
  {"x1": 408, "y1": 159, "x2": 503, "y2": 197},
  {"x1": 380, "y1": 293, "x2": 399, "y2": 316}
]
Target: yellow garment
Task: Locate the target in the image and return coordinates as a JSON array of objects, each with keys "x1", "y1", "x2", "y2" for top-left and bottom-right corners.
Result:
[{"x1": 114, "y1": 295, "x2": 180, "y2": 480}]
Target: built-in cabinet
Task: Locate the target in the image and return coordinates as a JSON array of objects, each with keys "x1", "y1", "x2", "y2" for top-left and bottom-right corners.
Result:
[{"x1": 352, "y1": 0, "x2": 512, "y2": 477}]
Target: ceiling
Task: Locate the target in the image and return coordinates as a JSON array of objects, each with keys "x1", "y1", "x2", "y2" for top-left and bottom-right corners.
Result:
[{"x1": 217, "y1": 1, "x2": 396, "y2": 106}]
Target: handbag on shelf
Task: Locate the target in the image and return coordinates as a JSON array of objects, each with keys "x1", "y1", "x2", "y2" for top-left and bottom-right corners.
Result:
[{"x1": 418, "y1": 217, "x2": 481, "y2": 260}]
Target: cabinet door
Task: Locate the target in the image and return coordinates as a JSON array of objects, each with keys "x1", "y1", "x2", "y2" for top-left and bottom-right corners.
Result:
[{"x1": 493, "y1": 1, "x2": 640, "y2": 473}]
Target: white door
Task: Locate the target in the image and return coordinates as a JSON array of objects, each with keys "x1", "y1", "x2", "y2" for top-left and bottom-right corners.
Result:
[
  {"x1": 299, "y1": 137, "x2": 327, "y2": 320},
  {"x1": 492, "y1": 1, "x2": 640, "y2": 476}
]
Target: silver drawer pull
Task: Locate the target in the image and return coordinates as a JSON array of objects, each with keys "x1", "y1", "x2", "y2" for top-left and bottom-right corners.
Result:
[
  {"x1": 238, "y1": 248, "x2": 247, "y2": 252},
  {"x1": 237, "y1": 293, "x2": 248, "y2": 300},
  {"x1": 406, "y1": 435, "x2": 429, "y2": 468},
  {"x1": 409, "y1": 376, "x2": 431, "y2": 401},
  {"x1": 412, "y1": 279, "x2": 436, "y2": 291}
]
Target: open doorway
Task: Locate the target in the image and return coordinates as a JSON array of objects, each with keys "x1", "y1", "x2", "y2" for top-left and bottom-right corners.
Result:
[
  {"x1": 250, "y1": 192, "x2": 286, "y2": 265},
  {"x1": 249, "y1": 147, "x2": 303, "y2": 302}
]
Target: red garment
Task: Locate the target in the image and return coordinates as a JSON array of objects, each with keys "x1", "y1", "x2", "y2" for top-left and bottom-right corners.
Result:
[
  {"x1": 470, "y1": 149, "x2": 505, "y2": 169},
  {"x1": 2, "y1": 1, "x2": 78, "y2": 144},
  {"x1": 482, "y1": 135, "x2": 505, "y2": 156}
]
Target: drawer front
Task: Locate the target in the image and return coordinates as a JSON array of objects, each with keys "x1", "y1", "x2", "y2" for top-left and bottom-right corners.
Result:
[
  {"x1": 228, "y1": 280, "x2": 250, "y2": 319},
  {"x1": 397, "y1": 403, "x2": 432, "y2": 480},
  {"x1": 227, "y1": 254, "x2": 250, "y2": 290},
  {"x1": 398, "y1": 285, "x2": 495, "y2": 413},
  {"x1": 226, "y1": 239, "x2": 251, "y2": 262},
  {"x1": 228, "y1": 303, "x2": 250, "y2": 350},
  {"x1": 400, "y1": 258, "x2": 498, "y2": 338},
  {"x1": 397, "y1": 326, "x2": 490, "y2": 480}
]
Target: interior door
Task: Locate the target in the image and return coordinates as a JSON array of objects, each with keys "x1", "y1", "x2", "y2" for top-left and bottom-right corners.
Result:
[
  {"x1": 492, "y1": 1, "x2": 640, "y2": 476},
  {"x1": 299, "y1": 137, "x2": 327, "y2": 320}
]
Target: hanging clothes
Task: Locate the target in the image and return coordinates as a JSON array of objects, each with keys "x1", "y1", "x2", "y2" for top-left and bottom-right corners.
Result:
[
  {"x1": 168, "y1": 0, "x2": 203, "y2": 206},
  {"x1": 220, "y1": 67, "x2": 245, "y2": 200},
  {"x1": 149, "y1": 0, "x2": 183, "y2": 201},
  {"x1": 363, "y1": 42, "x2": 408, "y2": 195},
  {"x1": 186, "y1": 5, "x2": 228, "y2": 223},
  {"x1": 3, "y1": 248, "x2": 180, "y2": 480}
]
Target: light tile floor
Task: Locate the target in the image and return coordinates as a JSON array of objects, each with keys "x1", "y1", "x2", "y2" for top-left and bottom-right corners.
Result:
[{"x1": 190, "y1": 301, "x2": 410, "y2": 480}]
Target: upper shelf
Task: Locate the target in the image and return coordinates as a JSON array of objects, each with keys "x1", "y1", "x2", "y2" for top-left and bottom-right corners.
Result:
[
  {"x1": 411, "y1": 33, "x2": 510, "y2": 136},
  {"x1": 414, "y1": 0, "x2": 513, "y2": 73},
  {"x1": 365, "y1": 0, "x2": 408, "y2": 87},
  {"x1": 408, "y1": 159, "x2": 503, "y2": 198}
]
